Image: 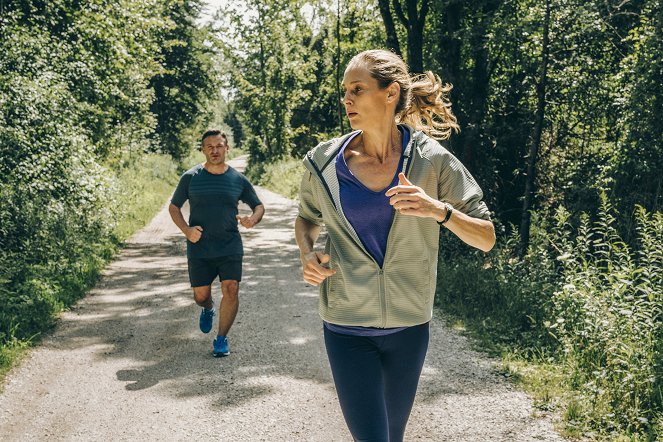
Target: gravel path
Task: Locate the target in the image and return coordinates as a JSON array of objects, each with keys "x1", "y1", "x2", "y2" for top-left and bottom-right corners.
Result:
[{"x1": 0, "y1": 156, "x2": 566, "y2": 441}]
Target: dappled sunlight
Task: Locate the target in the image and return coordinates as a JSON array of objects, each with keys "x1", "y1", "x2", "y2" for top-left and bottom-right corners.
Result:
[
  {"x1": 288, "y1": 336, "x2": 315, "y2": 345},
  {"x1": 0, "y1": 159, "x2": 559, "y2": 441}
]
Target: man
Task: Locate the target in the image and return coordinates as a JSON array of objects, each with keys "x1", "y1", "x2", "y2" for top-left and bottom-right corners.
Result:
[{"x1": 169, "y1": 129, "x2": 265, "y2": 357}]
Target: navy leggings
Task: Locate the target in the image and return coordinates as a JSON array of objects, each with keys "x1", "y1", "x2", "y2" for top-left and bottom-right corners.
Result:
[{"x1": 323, "y1": 322, "x2": 430, "y2": 442}]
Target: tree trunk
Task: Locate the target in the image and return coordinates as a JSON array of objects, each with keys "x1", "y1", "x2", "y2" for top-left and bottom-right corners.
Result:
[
  {"x1": 392, "y1": 0, "x2": 429, "y2": 72},
  {"x1": 336, "y1": 0, "x2": 345, "y2": 134},
  {"x1": 377, "y1": 0, "x2": 401, "y2": 55},
  {"x1": 519, "y1": 0, "x2": 551, "y2": 252},
  {"x1": 461, "y1": 1, "x2": 498, "y2": 169},
  {"x1": 257, "y1": 5, "x2": 271, "y2": 155}
]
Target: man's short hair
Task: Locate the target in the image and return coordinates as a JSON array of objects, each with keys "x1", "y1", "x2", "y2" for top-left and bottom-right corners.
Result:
[{"x1": 201, "y1": 129, "x2": 228, "y2": 146}]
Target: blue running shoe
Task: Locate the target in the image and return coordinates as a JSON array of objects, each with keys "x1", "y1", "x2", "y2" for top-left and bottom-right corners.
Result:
[
  {"x1": 199, "y1": 307, "x2": 215, "y2": 334},
  {"x1": 213, "y1": 335, "x2": 230, "y2": 357}
]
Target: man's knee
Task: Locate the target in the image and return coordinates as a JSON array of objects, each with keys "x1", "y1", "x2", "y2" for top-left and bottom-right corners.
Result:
[
  {"x1": 221, "y1": 280, "x2": 239, "y2": 300},
  {"x1": 192, "y1": 286, "x2": 212, "y2": 304}
]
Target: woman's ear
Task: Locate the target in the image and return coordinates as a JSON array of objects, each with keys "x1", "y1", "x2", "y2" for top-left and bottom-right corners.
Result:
[{"x1": 386, "y1": 82, "x2": 400, "y2": 103}]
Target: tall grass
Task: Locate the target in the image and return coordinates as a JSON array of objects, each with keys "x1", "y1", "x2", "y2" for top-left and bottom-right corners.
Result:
[
  {"x1": 246, "y1": 155, "x2": 305, "y2": 199},
  {"x1": 436, "y1": 196, "x2": 662, "y2": 440},
  {"x1": 112, "y1": 154, "x2": 179, "y2": 240}
]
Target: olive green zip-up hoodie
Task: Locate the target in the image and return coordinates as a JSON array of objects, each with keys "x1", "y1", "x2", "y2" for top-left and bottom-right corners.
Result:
[{"x1": 298, "y1": 125, "x2": 491, "y2": 328}]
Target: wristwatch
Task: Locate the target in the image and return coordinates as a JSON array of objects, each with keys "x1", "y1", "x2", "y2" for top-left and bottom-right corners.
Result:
[{"x1": 437, "y1": 202, "x2": 453, "y2": 225}]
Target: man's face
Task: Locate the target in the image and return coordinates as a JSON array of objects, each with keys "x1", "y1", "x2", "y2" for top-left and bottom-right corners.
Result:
[{"x1": 201, "y1": 135, "x2": 228, "y2": 165}]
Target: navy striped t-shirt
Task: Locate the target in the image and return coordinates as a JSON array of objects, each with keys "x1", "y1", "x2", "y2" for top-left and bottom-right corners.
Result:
[{"x1": 171, "y1": 164, "x2": 262, "y2": 259}]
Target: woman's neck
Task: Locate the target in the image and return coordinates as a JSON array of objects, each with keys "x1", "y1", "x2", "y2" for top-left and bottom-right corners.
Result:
[{"x1": 358, "y1": 123, "x2": 401, "y2": 164}]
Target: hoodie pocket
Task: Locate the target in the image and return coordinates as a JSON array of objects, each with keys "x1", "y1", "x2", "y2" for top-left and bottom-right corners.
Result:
[{"x1": 387, "y1": 259, "x2": 431, "y2": 319}]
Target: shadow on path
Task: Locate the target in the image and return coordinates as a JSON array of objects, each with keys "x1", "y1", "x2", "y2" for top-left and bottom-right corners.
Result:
[{"x1": 0, "y1": 156, "x2": 565, "y2": 441}]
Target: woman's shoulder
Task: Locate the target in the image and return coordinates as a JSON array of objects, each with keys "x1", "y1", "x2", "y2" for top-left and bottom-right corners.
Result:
[
  {"x1": 410, "y1": 129, "x2": 454, "y2": 159},
  {"x1": 408, "y1": 129, "x2": 471, "y2": 178},
  {"x1": 305, "y1": 131, "x2": 360, "y2": 167}
]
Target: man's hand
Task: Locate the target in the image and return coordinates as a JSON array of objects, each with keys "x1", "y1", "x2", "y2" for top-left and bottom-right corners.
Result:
[
  {"x1": 236, "y1": 215, "x2": 258, "y2": 229},
  {"x1": 385, "y1": 173, "x2": 446, "y2": 221},
  {"x1": 301, "y1": 251, "x2": 336, "y2": 286},
  {"x1": 186, "y1": 226, "x2": 203, "y2": 243}
]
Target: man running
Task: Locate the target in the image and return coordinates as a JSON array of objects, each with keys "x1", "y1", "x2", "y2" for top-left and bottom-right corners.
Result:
[{"x1": 169, "y1": 129, "x2": 264, "y2": 357}]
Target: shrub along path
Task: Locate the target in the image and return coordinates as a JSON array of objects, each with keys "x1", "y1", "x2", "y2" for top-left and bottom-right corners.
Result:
[{"x1": 0, "y1": 156, "x2": 566, "y2": 441}]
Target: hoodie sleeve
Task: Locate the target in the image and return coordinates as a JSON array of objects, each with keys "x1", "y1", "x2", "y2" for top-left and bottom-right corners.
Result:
[
  {"x1": 297, "y1": 170, "x2": 324, "y2": 225},
  {"x1": 437, "y1": 149, "x2": 492, "y2": 221}
]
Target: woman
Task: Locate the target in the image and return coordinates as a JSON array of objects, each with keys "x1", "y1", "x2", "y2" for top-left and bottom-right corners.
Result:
[{"x1": 295, "y1": 49, "x2": 495, "y2": 441}]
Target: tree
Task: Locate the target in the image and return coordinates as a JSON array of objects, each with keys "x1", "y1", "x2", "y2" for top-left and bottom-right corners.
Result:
[
  {"x1": 376, "y1": 0, "x2": 402, "y2": 55},
  {"x1": 519, "y1": 0, "x2": 550, "y2": 250},
  {"x1": 218, "y1": 0, "x2": 319, "y2": 164},
  {"x1": 149, "y1": 0, "x2": 219, "y2": 159},
  {"x1": 376, "y1": 0, "x2": 429, "y2": 72}
]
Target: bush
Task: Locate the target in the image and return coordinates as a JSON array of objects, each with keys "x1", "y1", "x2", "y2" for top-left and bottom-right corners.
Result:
[
  {"x1": 0, "y1": 184, "x2": 115, "y2": 342},
  {"x1": 436, "y1": 196, "x2": 662, "y2": 439},
  {"x1": 246, "y1": 155, "x2": 305, "y2": 199},
  {"x1": 549, "y1": 197, "x2": 662, "y2": 438},
  {"x1": 436, "y1": 212, "x2": 561, "y2": 353}
]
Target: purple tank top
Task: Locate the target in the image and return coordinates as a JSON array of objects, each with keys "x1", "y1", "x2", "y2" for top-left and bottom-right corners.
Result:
[{"x1": 335, "y1": 127, "x2": 409, "y2": 267}]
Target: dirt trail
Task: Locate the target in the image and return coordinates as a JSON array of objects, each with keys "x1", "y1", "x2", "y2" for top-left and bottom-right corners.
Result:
[{"x1": 0, "y1": 156, "x2": 565, "y2": 441}]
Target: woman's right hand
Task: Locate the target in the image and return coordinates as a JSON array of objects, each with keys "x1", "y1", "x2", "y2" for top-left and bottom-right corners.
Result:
[{"x1": 301, "y1": 251, "x2": 336, "y2": 286}]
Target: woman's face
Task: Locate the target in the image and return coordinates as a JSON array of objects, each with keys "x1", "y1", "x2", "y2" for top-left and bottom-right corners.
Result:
[{"x1": 342, "y1": 64, "x2": 396, "y2": 130}]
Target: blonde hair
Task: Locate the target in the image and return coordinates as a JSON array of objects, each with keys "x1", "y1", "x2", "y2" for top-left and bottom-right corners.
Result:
[{"x1": 347, "y1": 49, "x2": 460, "y2": 140}]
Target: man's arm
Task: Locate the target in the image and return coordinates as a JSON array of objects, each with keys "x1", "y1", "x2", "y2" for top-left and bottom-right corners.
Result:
[
  {"x1": 236, "y1": 204, "x2": 265, "y2": 228},
  {"x1": 168, "y1": 203, "x2": 203, "y2": 243}
]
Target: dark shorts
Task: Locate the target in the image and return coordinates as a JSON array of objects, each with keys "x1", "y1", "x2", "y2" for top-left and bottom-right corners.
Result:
[{"x1": 187, "y1": 255, "x2": 243, "y2": 287}]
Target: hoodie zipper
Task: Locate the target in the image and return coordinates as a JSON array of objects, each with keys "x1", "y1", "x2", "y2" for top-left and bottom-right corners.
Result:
[{"x1": 305, "y1": 127, "x2": 416, "y2": 328}]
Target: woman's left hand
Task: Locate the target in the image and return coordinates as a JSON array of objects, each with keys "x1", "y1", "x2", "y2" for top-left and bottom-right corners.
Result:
[{"x1": 386, "y1": 173, "x2": 446, "y2": 221}]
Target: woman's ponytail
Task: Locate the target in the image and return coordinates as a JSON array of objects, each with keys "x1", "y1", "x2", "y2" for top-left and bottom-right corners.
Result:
[
  {"x1": 398, "y1": 71, "x2": 459, "y2": 140},
  {"x1": 348, "y1": 50, "x2": 460, "y2": 140}
]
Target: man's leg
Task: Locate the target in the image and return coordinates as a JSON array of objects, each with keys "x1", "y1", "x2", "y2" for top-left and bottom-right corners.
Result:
[
  {"x1": 188, "y1": 257, "x2": 218, "y2": 334},
  {"x1": 218, "y1": 280, "x2": 239, "y2": 337},
  {"x1": 212, "y1": 255, "x2": 242, "y2": 356},
  {"x1": 193, "y1": 285, "x2": 213, "y2": 310},
  {"x1": 193, "y1": 285, "x2": 215, "y2": 334},
  {"x1": 188, "y1": 257, "x2": 216, "y2": 310}
]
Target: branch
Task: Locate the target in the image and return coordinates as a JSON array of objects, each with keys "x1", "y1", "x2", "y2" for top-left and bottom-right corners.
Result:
[
  {"x1": 392, "y1": 0, "x2": 408, "y2": 27},
  {"x1": 416, "y1": 0, "x2": 429, "y2": 33}
]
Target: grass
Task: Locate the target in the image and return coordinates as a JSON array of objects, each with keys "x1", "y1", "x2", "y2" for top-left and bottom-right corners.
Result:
[
  {"x1": 0, "y1": 152, "x2": 181, "y2": 385},
  {"x1": 0, "y1": 334, "x2": 30, "y2": 386},
  {"x1": 112, "y1": 153, "x2": 180, "y2": 241},
  {"x1": 246, "y1": 155, "x2": 305, "y2": 199}
]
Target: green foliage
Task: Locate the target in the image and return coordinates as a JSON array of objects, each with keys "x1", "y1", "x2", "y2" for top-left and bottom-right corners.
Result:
[
  {"x1": 613, "y1": 1, "x2": 663, "y2": 215},
  {"x1": 437, "y1": 198, "x2": 662, "y2": 439},
  {"x1": 217, "y1": 0, "x2": 384, "y2": 166},
  {"x1": 437, "y1": 213, "x2": 560, "y2": 353},
  {"x1": 216, "y1": 0, "x2": 320, "y2": 164},
  {"x1": 111, "y1": 153, "x2": 180, "y2": 241},
  {"x1": 0, "y1": 181, "x2": 115, "y2": 343},
  {"x1": 0, "y1": 331, "x2": 29, "y2": 384},
  {"x1": 0, "y1": 0, "x2": 218, "y2": 377},
  {"x1": 549, "y1": 197, "x2": 662, "y2": 438},
  {"x1": 246, "y1": 155, "x2": 305, "y2": 199},
  {"x1": 149, "y1": 0, "x2": 220, "y2": 159}
]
